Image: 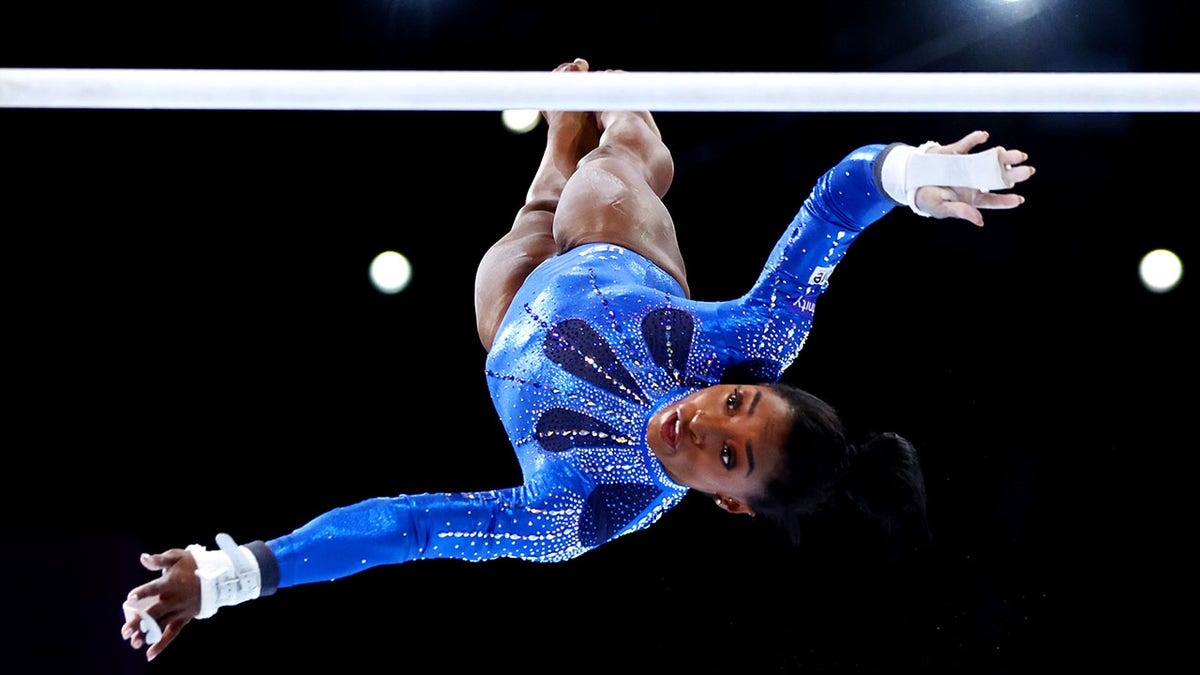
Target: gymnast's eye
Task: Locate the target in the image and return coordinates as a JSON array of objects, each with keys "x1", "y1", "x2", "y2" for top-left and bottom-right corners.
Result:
[
  {"x1": 725, "y1": 387, "x2": 743, "y2": 411},
  {"x1": 721, "y1": 444, "x2": 734, "y2": 469}
]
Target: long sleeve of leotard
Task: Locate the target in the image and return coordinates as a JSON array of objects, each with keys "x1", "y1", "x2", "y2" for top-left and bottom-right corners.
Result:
[
  {"x1": 258, "y1": 458, "x2": 599, "y2": 590},
  {"x1": 753, "y1": 143, "x2": 899, "y2": 294},
  {"x1": 715, "y1": 143, "x2": 900, "y2": 378}
]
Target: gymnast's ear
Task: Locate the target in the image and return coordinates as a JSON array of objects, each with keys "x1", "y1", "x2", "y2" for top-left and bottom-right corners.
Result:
[{"x1": 713, "y1": 494, "x2": 756, "y2": 517}]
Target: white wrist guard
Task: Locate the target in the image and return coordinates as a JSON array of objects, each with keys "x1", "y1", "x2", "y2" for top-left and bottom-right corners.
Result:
[
  {"x1": 187, "y1": 533, "x2": 262, "y2": 620},
  {"x1": 880, "y1": 141, "x2": 1014, "y2": 217}
]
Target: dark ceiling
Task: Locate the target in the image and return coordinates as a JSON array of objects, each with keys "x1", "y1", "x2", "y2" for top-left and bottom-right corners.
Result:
[{"x1": 3, "y1": 2, "x2": 1194, "y2": 674}]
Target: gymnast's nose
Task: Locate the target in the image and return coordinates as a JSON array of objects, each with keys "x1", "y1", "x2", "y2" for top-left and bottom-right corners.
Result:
[{"x1": 687, "y1": 409, "x2": 711, "y2": 447}]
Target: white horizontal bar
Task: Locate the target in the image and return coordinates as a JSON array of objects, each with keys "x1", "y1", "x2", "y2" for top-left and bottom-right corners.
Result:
[{"x1": 2, "y1": 69, "x2": 1199, "y2": 112}]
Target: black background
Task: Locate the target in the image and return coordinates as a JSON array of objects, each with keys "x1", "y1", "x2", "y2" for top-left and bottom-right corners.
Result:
[{"x1": 2, "y1": 1, "x2": 1194, "y2": 673}]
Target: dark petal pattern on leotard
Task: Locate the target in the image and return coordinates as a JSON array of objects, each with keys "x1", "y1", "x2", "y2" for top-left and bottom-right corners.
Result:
[
  {"x1": 543, "y1": 318, "x2": 647, "y2": 405},
  {"x1": 642, "y1": 308, "x2": 693, "y2": 384},
  {"x1": 579, "y1": 484, "x2": 661, "y2": 546},
  {"x1": 535, "y1": 408, "x2": 630, "y2": 452}
]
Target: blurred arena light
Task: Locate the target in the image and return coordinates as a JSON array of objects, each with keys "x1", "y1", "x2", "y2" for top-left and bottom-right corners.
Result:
[{"x1": 1138, "y1": 248, "x2": 1183, "y2": 294}]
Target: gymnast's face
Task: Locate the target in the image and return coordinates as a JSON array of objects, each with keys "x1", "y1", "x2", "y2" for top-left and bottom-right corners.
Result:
[{"x1": 647, "y1": 384, "x2": 791, "y2": 515}]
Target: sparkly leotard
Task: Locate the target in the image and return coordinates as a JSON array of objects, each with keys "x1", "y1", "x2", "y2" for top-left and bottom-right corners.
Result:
[{"x1": 252, "y1": 143, "x2": 899, "y2": 592}]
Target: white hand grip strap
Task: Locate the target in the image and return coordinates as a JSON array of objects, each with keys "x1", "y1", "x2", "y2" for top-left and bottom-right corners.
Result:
[
  {"x1": 187, "y1": 533, "x2": 262, "y2": 620},
  {"x1": 123, "y1": 595, "x2": 163, "y2": 645},
  {"x1": 880, "y1": 142, "x2": 1013, "y2": 217}
]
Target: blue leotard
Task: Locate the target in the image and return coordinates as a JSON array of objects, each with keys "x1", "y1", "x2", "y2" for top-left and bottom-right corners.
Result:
[{"x1": 249, "y1": 143, "x2": 899, "y2": 593}]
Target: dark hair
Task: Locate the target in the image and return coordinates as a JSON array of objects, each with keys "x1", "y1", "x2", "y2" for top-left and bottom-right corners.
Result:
[{"x1": 750, "y1": 382, "x2": 931, "y2": 561}]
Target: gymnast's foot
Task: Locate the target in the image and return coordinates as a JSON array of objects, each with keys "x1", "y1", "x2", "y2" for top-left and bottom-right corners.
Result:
[{"x1": 543, "y1": 58, "x2": 602, "y2": 163}]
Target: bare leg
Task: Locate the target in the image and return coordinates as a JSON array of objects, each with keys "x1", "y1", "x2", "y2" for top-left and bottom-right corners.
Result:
[
  {"x1": 551, "y1": 108, "x2": 688, "y2": 295},
  {"x1": 474, "y1": 59, "x2": 601, "y2": 350}
]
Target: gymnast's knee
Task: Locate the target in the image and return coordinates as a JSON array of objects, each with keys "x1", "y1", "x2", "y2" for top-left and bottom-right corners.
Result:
[{"x1": 583, "y1": 114, "x2": 674, "y2": 196}]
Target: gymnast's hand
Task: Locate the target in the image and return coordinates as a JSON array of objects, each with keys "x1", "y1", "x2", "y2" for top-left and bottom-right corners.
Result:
[
  {"x1": 120, "y1": 548, "x2": 202, "y2": 661},
  {"x1": 914, "y1": 130, "x2": 1035, "y2": 227}
]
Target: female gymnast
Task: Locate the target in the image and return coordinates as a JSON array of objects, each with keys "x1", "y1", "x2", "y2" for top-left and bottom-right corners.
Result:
[{"x1": 120, "y1": 58, "x2": 1034, "y2": 661}]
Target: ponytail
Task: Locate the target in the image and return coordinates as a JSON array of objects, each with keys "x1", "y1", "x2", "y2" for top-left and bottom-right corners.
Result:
[
  {"x1": 754, "y1": 383, "x2": 931, "y2": 561},
  {"x1": 839, "y1": 431, "x2": 932, "y2": 560}
]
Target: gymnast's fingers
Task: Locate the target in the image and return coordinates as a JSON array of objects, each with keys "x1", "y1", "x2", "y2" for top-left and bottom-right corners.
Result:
[
  {"x1": 975, "y1": 192, "x2": 1026, "y2": 210},
  {"x1": 936, "y1": 130, "x2": 990, "y2": 155}
]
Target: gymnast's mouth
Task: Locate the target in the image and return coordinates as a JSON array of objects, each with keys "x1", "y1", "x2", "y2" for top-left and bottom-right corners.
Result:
[{"x1": 659, "y1": 410, "x2": 680, "y2": 450}]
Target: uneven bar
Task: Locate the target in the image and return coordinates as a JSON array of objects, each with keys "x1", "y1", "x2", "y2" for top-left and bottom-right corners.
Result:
[{"x1": 2, "y1": 69, "x2": 1199, "y2": 112}]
